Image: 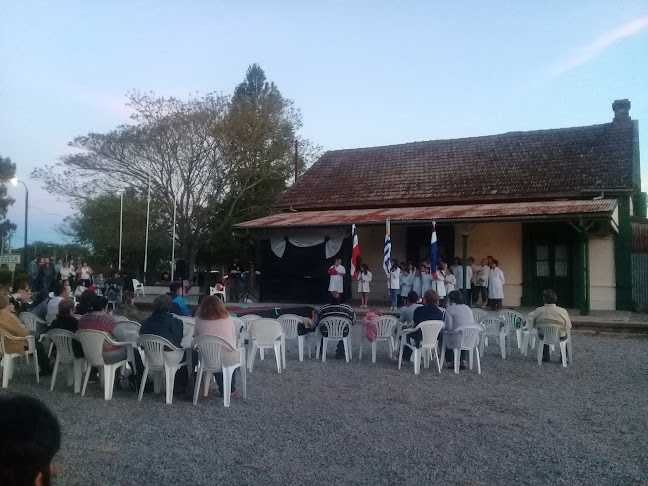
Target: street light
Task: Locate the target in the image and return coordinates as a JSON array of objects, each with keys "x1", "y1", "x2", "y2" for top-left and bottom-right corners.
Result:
[
  {"x1": 118, "y1": 189, "x2": 124, "y2": 270},
  {"x1": 10, "y1": 177, "x2": 28, "y2": 270}
]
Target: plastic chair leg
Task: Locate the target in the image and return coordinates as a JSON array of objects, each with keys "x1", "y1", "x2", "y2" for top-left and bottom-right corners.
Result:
[
  {"x1": 274, "y1": 343, "x2": 282, "y2": 373},
  {"x1": 516, "y1": 329, "x2": 522, "y2": 349},
  {"x1": 81, "y1": 364, "x2": 92, "y2": 396},
  {"x1": 435, "y1": 348, "x2": 442, "y2": 373},
  {"x1": 322, "y1": 337, "x2": 328, "y2": 362},
  {"x1": 260, "y1": 348, "x2": 265, "y2": 360},
  {"x1": 454, "y1": 349, "x2": 460, "y2": 374},
  {"x1": 298, "y1": 335, "x2": 304, "y2": 361},
  {"x1": 204, "y1": 371, "x2": 211, "y2": 397},
  {"x1": 33, "y1": 348, "x2": 40, "y2": 383},
  {"x1": 371, "y1": 341, "x2": 377, "y2": 363},
  {"x1": 398, "y1": 341, "x2": 404, "y2": 369},
  {"x1": 476, "y1": 347, "x2": 481, "y2": 374},
  {"x1": 359, "y1": 339, "x2": 363, "y2": 360},
  {"x1": 153, "y1": 371, "x2": 162, "y2": 394},
  {"x1": 103, "y1": 366, "x2": 115, "y2": 400},
  {"x1": 537, "y1": 339, "x2": 544, "y2": 365},
  {"x1": 343, "y1": 338, "x2": 350, "y2": 363},
  {"x1": 468, "y1": 347, "x2": 474, "y2": 370},
  {"x1": 499, "y1": 334, "x2": 506, "y2": 359},
  {"x1": 2, "y1": 356, "x2": 13, "y2": 388},
  {"x1": 48, "y1": 341, "x2": 54, "y2": 358},
  {"x1": 165, "y1": 366, "x2": 175, "y2": 404},
  {"x1": 413, "y1": 349, "x2": 420, "y2": 374},
  {"x1": 282, "y1": 339, "x2": 286, "y2": 369},
  {"x1": 248, "y1": 343, "x2": 257, "y2": 372},
  {"x1": 521, "y1": 332, "x2": 528, "y2": 356},
  {"x1": 192, "y1": 366, "x2": 203, "y2": 405},
  {"x1": 73, "y1": 359, "x2": 84, "y2": 393},
  {"x1": 138, "y1": 366, "x2": 149, "y2": 401},
  {"x1": 50, "y1": 358, "x2": 60, "y2": 391},
  {"x1": 223, "y1": 370, "x2": 232, "y2": 407},
  {"x1": 560, "y1": 342, "x2": 568, "y2": 367},
  {"x1": 240, "y1": 360, "x2": 247, "y2": 400},
  {"x1": 479, "y1": 336, "x2": 485, "y2": 358}
]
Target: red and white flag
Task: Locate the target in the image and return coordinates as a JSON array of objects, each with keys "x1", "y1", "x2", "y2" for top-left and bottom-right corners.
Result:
[{"x1": 351, "y1": 224, "x2": 360, "y2": 279}]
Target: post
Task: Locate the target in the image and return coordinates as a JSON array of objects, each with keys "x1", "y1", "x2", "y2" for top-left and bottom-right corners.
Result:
[
  {"x1": 171, "y1": 196, "x2": 176, "y2": 281},
  {"x1": 462, "y1": 233, "x2": 469, "y2": 304},
  {"x1": 118, "y1": 190, "x2": 124, "y2": 270},
  {"x1": 578, "y1": 218, "x2": 591, "y2": 316},
  {"x1": 143, "y1": 173, "x2": 151, "y2": 283},
  {"x1": 294, "y1": 139, "x2": 299, "y2": 183},
  {"x1": 23, "y1": 188, "x2": 28, "y2": 271}
]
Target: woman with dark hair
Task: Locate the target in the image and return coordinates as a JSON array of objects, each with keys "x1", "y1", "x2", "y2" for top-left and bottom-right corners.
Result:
[
  {"x1": 75, "y1": 289, "x2": 96, "y2": 316},
  {"x1": 357, "y1": 264, "x2": 372, "y2": 308},
  {"x1": 78, "y1": 295, "x2": 127, "y2": 365},
  {"x1": 50, "y1": 299, "x2": 84, "y2": 358},
  {"x1": 194, "y1": 295, "x2": 238, "y2": 397}
]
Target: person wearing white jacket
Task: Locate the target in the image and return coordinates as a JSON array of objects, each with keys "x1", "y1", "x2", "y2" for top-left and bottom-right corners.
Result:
[
  {"x1": 488, "y1": 259, "x2": 505, "y2": 310},
  {"x1": 389, "y1": 261, "x2": 401, "y2": 311},
  {"x1": 357, "y1": 264, "x2": 372, "y2": 308}
]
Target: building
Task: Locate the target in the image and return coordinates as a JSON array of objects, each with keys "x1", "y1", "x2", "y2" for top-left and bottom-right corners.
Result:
[{"x1": 237, "y1": 100, "x2": 645, "y2": 314}]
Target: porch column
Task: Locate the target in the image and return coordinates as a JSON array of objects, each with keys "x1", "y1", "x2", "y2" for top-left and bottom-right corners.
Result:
[
  {"x1": 578, "y1": 218, "x2": 591, "y2": 316},
  {"x1": 462, "y1": 232, "x2": 469, "y2": 303}
]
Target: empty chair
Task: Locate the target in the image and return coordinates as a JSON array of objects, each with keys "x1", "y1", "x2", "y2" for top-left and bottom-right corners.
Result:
[
  {"x1": 499, "y1": 309, "x2": 524, "y2": 348},
  {"x1": 479, "y1": 315, "x2": 508, "y2": 359},
  {"x1": 76, "y1": 329, "x2": 131, "y2": 400},
  {"x1": 520, "y1": 313, "x2": 538, "y2": 356},
  {"x1": 137, "y1": 334, "x2": 187, "y2": 404},
  {"x1": 441, "y1": 323, "x2": 485, "y2": 374},
  {"x1": 247, "y1": 318, "x2": 284, "y2": 373},
  {"x1": 133, "y1": 279, "x2": 145, "y2": 296},
  {"x1": 316, "y1": 316, "x2": 352, "y2": 363},
  {"x1": 47, "y1": 329, "x2": 86, "y2": 393},
  {"x1": 536, "y1": 324, "x2": 572, "y2": 367},
  {"x1": 471, "y1": 308, "x2": 488, "y2": 324},
  {"x1": 19, "y1": 312, "x2": 47, "y2": 334},
  {"x1": 278, "y1": 314, "x2": 307, "y2": 363},
  {"x1": 232, "y1": 317, "x2": 247, "y2": 348},
  {"x1": 0, "y1": 331, "x2": 40, "y2": 388},
  {"x1": 359, "y1": 315, "x2": 397, "y2": 363},
  {"x1": 192, "y1": 335, "x2": 247, "y2": 407},
  {"x1": 398, "y1": 320, "x2": 445, "y2": 374},
  {"x1": 209, "y1": 286, "x2": 227, "y2": 302}
]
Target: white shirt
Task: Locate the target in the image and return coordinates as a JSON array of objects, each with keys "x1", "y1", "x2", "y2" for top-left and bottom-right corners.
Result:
[
  {"x1": 444, "y1": 272, "x2": 456, "y2": 294},
  {"x1": 389, "y1": 267, "x2": 401, "y2": 290},
  {"x1": 453, "y1": 265, "x2": 473, "y2": 290},
  {"x1": 59, "y1": 267, "x2": 71, "y2": 279},
  {"x1": 488, "y1": 267, "x2": 505, "y2": 299},
  {"x1": 357, "y1": 270, "x2": 372, "y2": 293},
  {"x1": 478, "y1": 265, "x2": 490, "y2": 287},
  {"x1": 47, "y1": 296, "x2": 63, "y2": 316},
  {"x1": 328, "y1": 264, "x2": 345, "y2": 293},
  {"x1": 80, "y1": 266, "x2": 92, "y2": 280}
]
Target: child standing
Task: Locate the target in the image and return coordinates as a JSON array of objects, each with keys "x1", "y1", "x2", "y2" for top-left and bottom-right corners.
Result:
[{"x1": 357, "y1": 264, "x2": 372, "y2": 308}]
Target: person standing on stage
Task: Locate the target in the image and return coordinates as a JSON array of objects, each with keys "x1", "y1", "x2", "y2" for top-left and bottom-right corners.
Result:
[
  {"x1": 229, "y1": 258, "x2": 242, "y2": 303},
  {"x1": 328, "y1": 257, "x2": 346, "y2": 298}
]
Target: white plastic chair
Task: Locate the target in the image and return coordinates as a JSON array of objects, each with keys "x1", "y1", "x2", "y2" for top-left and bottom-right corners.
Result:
[
  {"x1": 112, "y1": 315, "x2": 131, "y2": 323},
  {"x1": 114, "y1": 321, "x2": 141, "y2": 345},
  {"x1": 76, "y1": 329, "x2": 132, "y2": 400},
  {"x1": 133, "y1": 279, "x2": 145, "y2": 296},
  {"x1": 192, "y1": 335, "x2": 247, "y2": 407},
  {"x1": 479, "y1": 315, "x2": 508, "y2": 359},
  {"x1": 0, "y1": 331, "x2": 39, "y2": 388},
  {"x1": 471, "y1": 308, "x2": 488, "y2": 324},
  {"x1": 137, "y1": 334, "x2": 187, "y2": 404},
  {"x1": 499, "y1": 309, "x2": 524, "y2": 348},
  {"x1": 209, "y1": 286, "x2": 227, "y2": 302},
  {"x1": 440, "y1": 323, "x2": 484, "y2": 374},
  {"x1": 247, "y1": 318, "x2": 284, "y2": 373},
  {"x1": 47, "y1": 329, "x2": 86, "y2": 393},
  {"x1": 19, "y1": 312, "x2": 47, "y2": 333},
  {"x1": 278, "y1": 314, "x2": 308, "y2": 363},
  {"x1": 316, "y1": 316, "x2": 352, "y2": 363},
  {"x1": 520, "y1": 313, "x2": 538, "y2": 356},
  {"x1": 359, "y1": 315, "x2": 397, "y2": 363},
  {"x1": 398, "y1": 320, "x2": 445, "y2": 374},
  {"x1": 232, "y1": 317, "x2": 247, "y2": 348},
  {"x1": 536, "y1": 325, "x2": 572, "y2": 367},
  {"x1": 240, "y1": 314, "x2": 264, "y2": 358}
]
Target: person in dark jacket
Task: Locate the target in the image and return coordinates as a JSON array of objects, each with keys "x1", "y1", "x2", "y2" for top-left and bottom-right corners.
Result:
[
  {"x1": 401, "y1": 289, "x2": 445, "y2": 361},
  {"x1": 140, "y1": 294, "x2": 187, "y2": 392},
  {"x1": 50, "y1": 299, "x2": 84, "y2": 358},
  {"x1": 75, "y1": 289, "x2": 96, "y2": 316},
  {"x1": 167, "y1": 282, "x2": 190, "y2": 317}
]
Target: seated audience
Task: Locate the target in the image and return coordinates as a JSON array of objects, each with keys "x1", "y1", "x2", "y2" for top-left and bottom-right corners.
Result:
[
  {"x1": 47, "y1": 282, "x2": 70, "y2": 319},
  {"x1": 0, "y1": 395, "x2": 61, "y2": 486},
  {"x1": 15, "y1": 281, "x2": 32, "y2": 302},
  {"x1": 194, "y1": 295, "x2": 239, "y2": 397},
  {"x1": 0, "y1": 295, "x2": 52, "y2": 374},
  {"x1": 168, "y1": 282, "x2": 190, "y2": 316},
  {"x1": 78, "y1": 296, "x2": 128, "y2": 366},
  {"x1": 29, "y1": 290, "x2": 50, "y2": 321},
  {"x1": 399, "y1": 291, "x2": 422, "y2": 325},
  {"x1": 114, "y1": 291, "x2": 145, "y2": 323},
  {"x1": 403, "y1": 289, "x2": 445, "y2": 361},
  {"x1": 442, "y1": 290, "x2": 475, "y2": 369},
  {"x1": 50, "y1": 299, "x2": 84, "y2": 358},
  {"x1": 315, "y1": 291, "x2": 355, "y2": 359},
  {"x1": 75, "y1": 289, "x2": 96, "y2": 316},
  {"x1": 73, "y1": 280, "x2": 88, "y2": 297},
  {"x1": 532, "y1": 289, "x2": 572, "y2": 363}
]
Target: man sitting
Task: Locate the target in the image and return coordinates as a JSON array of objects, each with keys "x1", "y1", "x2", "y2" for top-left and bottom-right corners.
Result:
[
  {"x1": 46, "y1": 282, "x2": 70, "y2": 321},
  {"x1": 0, "y1": 395, "x2": 61, "y2": 486},
  {"x1": 316, "y1": 291, "x2": 355, "y2": 359},
  {"x1": 114, "y1": 291, "x2": 146, "y2": 323},
  {"x1": 168, "y1": 282, "x2": 190, "y2": 316},
  {"x1": 532, "y1": 289, "x2": 572, "y2": 362},
  {"x1": 399, "y1": 291, "x2": 422, "y2": 325},
  {"x1": 403, "y1": 289, "x2": 445, "y2": 361},
  {"x1": 0, "y1": 295, "x2": 52, "y2": 375},
  {"x1": 442, "y1": 290, "x2": 475, "y2": 369}
]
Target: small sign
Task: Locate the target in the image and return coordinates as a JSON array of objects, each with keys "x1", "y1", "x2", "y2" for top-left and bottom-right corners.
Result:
[
  {"x1": 0, "y1": 254, "x2": 20, "y2": 264},
  {"x1": 7, "y1": 263, "x2": 15, "y2": 272}
]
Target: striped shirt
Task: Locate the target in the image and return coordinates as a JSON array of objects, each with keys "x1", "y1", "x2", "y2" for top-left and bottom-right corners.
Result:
[
  {"x1": 316, "y1": 303, "x2": 356, "y2": 327},
  {"x1": 78, "y1": 312, "x2": 120, "y2": 353}
]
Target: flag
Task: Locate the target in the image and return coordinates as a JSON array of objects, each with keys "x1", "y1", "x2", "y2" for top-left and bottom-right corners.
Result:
[
  {"x1": 351, "y1": 224, "x2": 360, "y2": 279},
  {"x1": 430, "y1": 221, "x2": 437, "y2": 279},
  {"x1": 383, "y1": 217, "x2": 391, "y2": 276}
]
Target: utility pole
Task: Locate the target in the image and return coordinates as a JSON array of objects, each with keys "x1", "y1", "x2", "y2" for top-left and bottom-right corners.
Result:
[{"x1": 294, "y1": 139, "x2": 299, "y2": 183}]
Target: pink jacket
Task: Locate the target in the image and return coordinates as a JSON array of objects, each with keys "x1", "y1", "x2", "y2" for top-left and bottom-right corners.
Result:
[{"x1": 362, "y1": 313, "x2": 379, "y2": 342}]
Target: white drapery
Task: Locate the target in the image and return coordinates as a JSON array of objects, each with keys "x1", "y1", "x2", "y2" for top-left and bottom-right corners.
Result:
[{"x1": 268, "y1": 228, "x2": 349, "y2": 259}]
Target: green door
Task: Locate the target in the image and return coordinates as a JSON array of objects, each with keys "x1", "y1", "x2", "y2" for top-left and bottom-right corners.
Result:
[{"x1": 533, "y1": 242, "x2": 573, "y2": 306}]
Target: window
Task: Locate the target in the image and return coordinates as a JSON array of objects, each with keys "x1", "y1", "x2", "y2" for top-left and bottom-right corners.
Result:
[
  {"x1": 536, "y1": 244, "x2": 549, "y2": 277},
  {"x1": 554, "y1": 244, "x2": 568, "y2": 277}
]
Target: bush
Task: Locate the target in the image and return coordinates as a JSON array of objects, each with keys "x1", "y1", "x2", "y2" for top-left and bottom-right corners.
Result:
[{"x1": 0, "y1": 268, "x2": 28, "y2": 287}]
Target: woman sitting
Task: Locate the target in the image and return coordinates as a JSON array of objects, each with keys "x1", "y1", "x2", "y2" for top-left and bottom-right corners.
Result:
[
  {"x1": 50, "y1": 299, "x2": 84, "y2": 358},
  {"x1": 75, "y1": 289, "x2": 96, "y2": 316},
  {"x1": 114, "y1": 291, "x2": 145, "y2": 323},
  {"x1": 194, "y1": 295, "x2": 239, "y2": 398},
  {"x1": 77, "y1": 295, "x2": 128, "y2": 365}
]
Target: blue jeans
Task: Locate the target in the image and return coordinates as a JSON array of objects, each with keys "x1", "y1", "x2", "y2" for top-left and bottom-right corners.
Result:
[{"x1": 390, "y1": 289, "x2": 399, "y2": 308}]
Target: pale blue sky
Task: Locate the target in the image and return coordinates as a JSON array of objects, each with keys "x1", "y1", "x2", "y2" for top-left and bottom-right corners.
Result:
[{"x1": 1, "y1": 0, "x2": 647, "y2": 246}]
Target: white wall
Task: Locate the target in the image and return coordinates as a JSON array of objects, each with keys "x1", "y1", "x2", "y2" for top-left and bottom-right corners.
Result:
[
  {"x1": 589, "y1": 235, "x2": 616, "y2": 310},
  {"x1": 454, "y1": 222, "x2": 523, "y2": 306}
]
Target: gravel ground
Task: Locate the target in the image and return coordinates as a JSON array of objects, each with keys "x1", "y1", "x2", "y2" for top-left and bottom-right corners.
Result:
[{"x1": 3, "y1": 328, "x2": 648, "y2": 486}]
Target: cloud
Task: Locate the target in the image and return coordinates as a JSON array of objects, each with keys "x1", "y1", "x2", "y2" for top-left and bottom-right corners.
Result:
[{"x1": 550, "y1": 16, "x2": 648, "y2": 78}]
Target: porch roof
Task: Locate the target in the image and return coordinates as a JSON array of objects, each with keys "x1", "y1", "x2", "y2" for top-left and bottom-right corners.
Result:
[{"x1": 235, "y1": 199, "x2": 619, "y2": 229}]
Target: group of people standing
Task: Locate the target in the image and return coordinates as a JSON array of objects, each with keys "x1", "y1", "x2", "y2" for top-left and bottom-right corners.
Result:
[{"x1": 27, "y1": 257, "x2": 94, "y2": 293}]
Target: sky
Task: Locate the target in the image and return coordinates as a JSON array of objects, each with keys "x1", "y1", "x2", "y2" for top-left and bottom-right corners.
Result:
[{"x1": 1, "y1": 0, "x2": 647, "y2": 247}]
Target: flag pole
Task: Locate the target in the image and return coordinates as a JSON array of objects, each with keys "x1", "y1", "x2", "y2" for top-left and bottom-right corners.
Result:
[
  {"x1": 143, "y1": 172, "x2": 151, "y2": 284},
  {"x1": 170, "y1": 196, "x2": 176, "y2": 281}
]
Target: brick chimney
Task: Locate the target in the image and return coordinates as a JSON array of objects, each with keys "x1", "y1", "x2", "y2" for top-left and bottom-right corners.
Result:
[{"x1": 612, "y1": 99, "x2": 631, "y2": 123}]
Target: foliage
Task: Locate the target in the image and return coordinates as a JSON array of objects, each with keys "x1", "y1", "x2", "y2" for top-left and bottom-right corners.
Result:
[
  {"x1": 0, "y1": 155, "x2": 17, "y2": 242},
  {"x1": 14, "y1": 241, "x2": 91, "y2": 263}
]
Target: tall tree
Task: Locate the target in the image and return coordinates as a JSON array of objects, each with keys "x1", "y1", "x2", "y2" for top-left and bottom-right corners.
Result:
[{"x1": 0, "y1": 155, "x2": 17, "y2": 245}]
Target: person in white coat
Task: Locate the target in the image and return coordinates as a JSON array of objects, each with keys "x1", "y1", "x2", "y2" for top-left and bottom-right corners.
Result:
[
  {"x1": 433, "y1": 263, "x2": 447, "y2": 302},
  {"x1": 389, "y1": 261, "x2": 401, "y2": 311},
  {"x1": 488, "y1": 259, "x2": 505, "y2": 310},
  {"x1": 421, "y1": 266, "x2": 432, "y2": 295},
  {"x1": 357, "y1": 264, "x2": 372, "y2": 308},
  {"x1": 453, "y1": 260, "x2": 473, "y2": 292},
  {"x1": 442, "y1": 263, "x2": 455, "y2": 296},
  {"x1": 328, "y1": 257, "x2": 346, "y2": 297}
]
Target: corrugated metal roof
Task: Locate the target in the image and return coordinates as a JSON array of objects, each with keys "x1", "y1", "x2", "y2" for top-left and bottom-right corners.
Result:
[{"x1": 236, "y1": 199, "x2": 618, "y2": 228}]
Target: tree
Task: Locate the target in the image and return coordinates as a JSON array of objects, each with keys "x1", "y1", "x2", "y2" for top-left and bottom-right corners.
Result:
[
  {"x1": 13, "y1": 241, "x2": 92, "y2": 264},
  {"x1": 0, "y1": 155, "x2": 17, "y2": 245}
]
